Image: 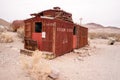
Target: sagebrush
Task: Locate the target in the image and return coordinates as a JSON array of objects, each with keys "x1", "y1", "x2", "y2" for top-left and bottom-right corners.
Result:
[
  {"x1": 0, "y1": 32, "x2": 13, "y2": 43},
  {"x1": 89, "y1": 32, "x2": 120, "y2": 42},
  {"x1": 20, "y1": 50, "x2": 52, "y2": 80}
]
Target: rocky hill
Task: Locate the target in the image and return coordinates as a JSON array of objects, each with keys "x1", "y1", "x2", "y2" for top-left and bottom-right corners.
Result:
[
  {"x1": 0, "y1": 18, "x2": 10, "y2": 26},
  {"x1": 84, "y1": 23, "x2": 120, "y2": 33},
  {"x1": 84, "y1": 23, "x2": 104, "y2": 29},
  {"x1": 0, "y1": 18, "x2": 12, "y2": 32}
]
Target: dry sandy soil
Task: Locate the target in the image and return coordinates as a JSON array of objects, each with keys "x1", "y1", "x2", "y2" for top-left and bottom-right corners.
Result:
[
  {"x1": 0, "y1": 32, "x2": 120, "y2": 80},
  {"x1": 0, "y1": 32, "x2": 30, "y2": 80}
]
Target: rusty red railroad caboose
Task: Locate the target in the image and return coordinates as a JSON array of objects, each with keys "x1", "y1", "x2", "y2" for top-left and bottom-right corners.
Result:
[{"x1": 24, "y1": 7, "x2": 88, "y2": 57}]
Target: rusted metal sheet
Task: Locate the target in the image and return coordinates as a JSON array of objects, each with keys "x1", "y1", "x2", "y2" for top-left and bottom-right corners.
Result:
[
  {"x1": 82, "y1": 26, "x2": 88, "y2": 47},
  {"x1": 75, "y1": 25, "x2": 88, "y2": 48},
  {"x1": 25, "y1": 22, "x2": 32, "y2": 38},
  {"x1": 73, "y1": 35, "x2": 77, "y2": 49},
  {"x1": 41, "y1": 19, "x2": 54, "y2": 52},
  {"x1": 81, "y1": 26, "x2": 88, "y2": 46},
  {"x1": 32, "y1": 33, "x2": 42, "y2": 50},
  {"x1": 55, "y1": 20, "x2": 74, "y2": 56}
]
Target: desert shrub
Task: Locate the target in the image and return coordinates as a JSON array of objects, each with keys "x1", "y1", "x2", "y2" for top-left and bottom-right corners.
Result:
[
  {"x1": 89, "y1": 32, "x2": 108, "y2": 39},
  {"x1": 0, "y1": 25, "x2": 6, "y2": 33},
  {"x1": 108, "y1": 37, "x2": 116, "y2": 45},
  {"x1": 17, "y1": 27, "x2": 24, "y2": 39},
  {"x1": 88, "y1": 33, "x2": 96, "y2": 39},
  {"x1": 20, "y1": 50, "x2": 52, "y2": 80},
  {"x1": 89, "y1": 32, "x2": 120, "y2": 42},
  {"x1": 112, "y1": 33, "x2": 120, "y2": 42},
  {"x1": 0, "y1": 32, "x2": 13, "y2": 43}
]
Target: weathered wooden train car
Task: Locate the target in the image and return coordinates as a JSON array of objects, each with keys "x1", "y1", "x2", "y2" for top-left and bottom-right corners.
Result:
[{"x1": 24, "y1": 7, "x2": 88, "y2": 57}]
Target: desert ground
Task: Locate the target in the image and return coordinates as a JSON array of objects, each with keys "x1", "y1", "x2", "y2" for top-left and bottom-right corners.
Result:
[{"x1": 0, "y1": 32, "x2": 120, "y2": 80}]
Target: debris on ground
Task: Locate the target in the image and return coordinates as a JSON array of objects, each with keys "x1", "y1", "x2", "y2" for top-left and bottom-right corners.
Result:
[
  {"x1": 74, "y1": 45, "x2": 96, "y2": 61},
  {"x1": 49, "y1": 67, "x2": 60, "y2": 80}
]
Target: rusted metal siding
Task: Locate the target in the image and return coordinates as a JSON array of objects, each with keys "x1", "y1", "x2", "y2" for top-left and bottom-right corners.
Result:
[
  {"x1": 55, "y1": 20, "x2": 74, "y2": 56},
  {"x1": 73, "y1": 35, "x2": 77, "y2": 49},
  {"x1": 82, "y1": 26, "x2": 88, "y2": 46},
  {"x1": 24, "y1": 19, "x2": 33, "y2": 49},
  {"x1": 41, "y1": 19, "x2": 54, "y2": 52},
  {"x1": 83, "y1": 27, "x2": 88, "y2": 46},
  {"x1": 24, "y1": 17, "x2": 54, "y2": 52},
  {"x1": 24, "y1": 22, "x2": 32, "y2": 38},
  {"x1": 76, "y1": 25, "x2": 88, "y2": 48},
  {"x1": 32, "y1": 33, "x2": 42, "y2": 50}
]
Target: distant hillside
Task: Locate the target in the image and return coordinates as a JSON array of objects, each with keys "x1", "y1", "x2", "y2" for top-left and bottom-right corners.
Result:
[
  {"x1": 105, "y1": 26, "x2": 120, "y2": 30},
  {"x1": 0, "y1": 18, "x2": 10, "y2": 26},
  {"x1": 83, "y1": 23, "x2": 120, "y2": 33},
  {"x1": 84, "y1": 23, "x2": 104, "y2": 29}
]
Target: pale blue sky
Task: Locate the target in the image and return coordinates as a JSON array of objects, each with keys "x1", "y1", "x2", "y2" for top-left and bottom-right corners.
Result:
[{"x1": 0, "y1": 0, "x2": 120, "y2": 27}]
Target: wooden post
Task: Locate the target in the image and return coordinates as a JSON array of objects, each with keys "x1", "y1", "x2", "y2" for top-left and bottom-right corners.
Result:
[{"x1": 52, "y1": 22, "x2": 56, "y2": 56}]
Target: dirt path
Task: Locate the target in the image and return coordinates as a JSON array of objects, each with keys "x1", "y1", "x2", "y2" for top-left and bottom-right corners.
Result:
[
  {"x1": 79, "y1": 39, "x2": 120, "y2": 80},
  {"x1": 49, "y1": 39, "x2": 120, "y2": 80}
]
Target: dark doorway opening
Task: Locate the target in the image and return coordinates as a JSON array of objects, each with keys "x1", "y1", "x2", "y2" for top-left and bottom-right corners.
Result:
[
  {"x1": 73, "y1": 26, "x2": 76, "y2": 35},
  {"x1": 35, "y1": 22, "x2": 42, "y2": 33}
]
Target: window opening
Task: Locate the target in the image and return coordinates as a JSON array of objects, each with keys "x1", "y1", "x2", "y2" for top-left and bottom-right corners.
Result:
[{"x1": 35, "y1": 22, "x2": 42, "y2": 33}]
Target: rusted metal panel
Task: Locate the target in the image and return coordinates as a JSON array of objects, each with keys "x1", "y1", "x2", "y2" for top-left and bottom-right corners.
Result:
[
  {"x1": 25, "y1": 22, "x2": 32, "y2": 38},
  {"x1": 84, "y1": 27, "x2": 88, "y2": 45},
  {"x1": 81, "y1": 26, "x2": 88, "y2": 46},
  {"x1": 32, "y1": 33, "x2": 42, "y2": 50},
  {"x1": 55, "y1": 20, "x2": 74, "y2": 56},
  {"x1": 75, "y1": 25, "x2": 88, "y2": 49},
  {"x1": 41, "y1": 19, "x2": 54, "y2": 52},
  {"x1": 73, "y1": 35, "x2": 77, "y2": 49},
  {"x1": 80, "y1": 27, "x2": 85, "y2": 47}
]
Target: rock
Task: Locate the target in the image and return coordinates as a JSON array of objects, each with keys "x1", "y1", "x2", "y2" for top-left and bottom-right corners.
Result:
[
  {"x1": 73, "y1": 49, "x2": 82, "y2": 54},
  {"x1": 77, "y1": 57, "x2": 84, "y2": 61},
  {"x1": 49, "y1": 67, "x2": 59, "y2": 79},
  {"x1": 108, "y1": 38, "x2": 115, "y2": 45}
]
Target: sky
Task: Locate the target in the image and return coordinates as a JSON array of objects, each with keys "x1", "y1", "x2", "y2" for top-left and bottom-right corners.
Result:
[{"x1": 0, "y1": 0, "x2": 120, "y2": 27}]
